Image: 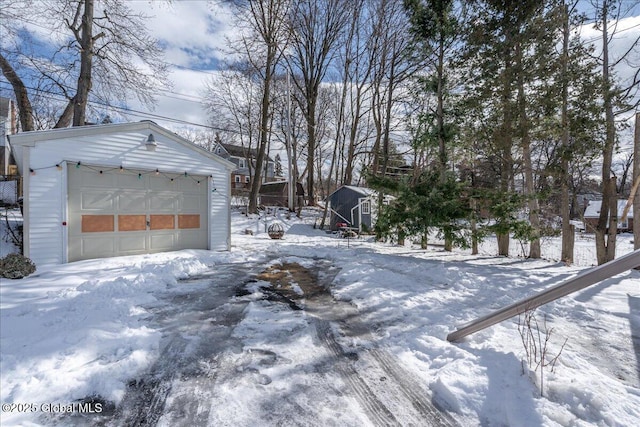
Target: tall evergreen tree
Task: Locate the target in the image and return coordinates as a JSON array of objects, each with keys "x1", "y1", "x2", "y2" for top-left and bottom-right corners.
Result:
[
  {"x1": 461, "y1": 0, "x2": 545, "y2": 256},
  {"x1": 590, "y1": 0, "x2": 640, "y2": 264},
  {"x1": 370, "y1": 0, "x2": 468, "y2": 248},
  {"x1": 548, "y1": 1, "x2": 603, "y2": 264},
  {"x1": 404, "y1": 0, "x2": 461, "y2": 250}
]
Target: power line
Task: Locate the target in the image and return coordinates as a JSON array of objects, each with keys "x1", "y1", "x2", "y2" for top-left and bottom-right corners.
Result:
[
  {"x1": 156, "y1": 88, "x2": 207, "y2": 104},
  {"x1": 0, "y1": 80, "x2": 239, "y2": 134}
]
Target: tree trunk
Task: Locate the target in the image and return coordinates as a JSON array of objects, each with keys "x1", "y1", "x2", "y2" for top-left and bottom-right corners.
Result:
[
  {"x1": 606, "y1": 176, "x2": 618, "y2": 259},
  {"x1": 516, "y1": 40, "x2": 540, "y2": 258},
  {"x1": 370, "y1": 38, "x2": 386, "y2": 178},
  {"x1": 344, "y1": 86, "x2": 363, "y2": 185},
  {"x1": 596, "y1": 4, "x2": 617, "y2": 264},
  {"x1": 497, "y1": 233, "x2": 510, "y2": 256},
  {"x1": 471, "y1": 196, "x2": 479, "y2": 255},
  {"x1": 435, "y1": 28, "x2": 454, "y2": 252},
  {"x1": 560, "y1": 3, "x2": 574, "y2": 264},
  {"x1": 55, "y1": 97, "x2": 75, "y2": 128},
  {"x1": 248, "y1": 45, "x2": 276, "y2": 214},
  {"x1": 380, "y1": 43, "x2": 397, "y2": 179},
  {"x1": 73, "y1": 0, "x2": 95, "y2": 127},
  {"x1": 494, "y1": 19, "x2": 516, "y2": 258},
  {"x1": 398, "y1": 227, "x2": 405, "y2": 246},
  {"x1": 306, "y1": 97, "x2": 317, "y2": 206},
  {"x1": 496, "y1": 135, "x2": 514, "y2": 256},
  {"x1": 0, "y1": 53, "x2": 34, "y2": 131}
]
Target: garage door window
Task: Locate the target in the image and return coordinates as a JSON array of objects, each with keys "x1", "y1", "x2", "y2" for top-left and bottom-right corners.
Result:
[
  {"x1": 151, "y1": 214, "x2": 175, "y2": 230},
  {"x1": 82, "y1": 215, "x2": 114, "y2": 232},
  {"x1": 118, "y1": 215, "x2": 146, "y2": 231},
  {"x1": 179, "y1": 214, "x2": 200, "y2": 229}
]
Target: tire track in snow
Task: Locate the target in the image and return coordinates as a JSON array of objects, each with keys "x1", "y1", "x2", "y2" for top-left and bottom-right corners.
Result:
[
  {"x1": 100, "y1": 264, "x2": 254, "y2": 427},
  {"x1": 315, "y1": 319, "x2": 400, "y2": 426},
  {"x1": 305, "y1": 260, "x2": 458, "y2": 427},
  {"x1": 369, "y1": 348, "x2": 456, "y2": 425},
  {"x1": 116, "y1": 336, "x2": 183, "y2": 426}
]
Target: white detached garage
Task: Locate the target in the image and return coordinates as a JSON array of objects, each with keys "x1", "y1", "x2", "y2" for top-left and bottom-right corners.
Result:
[{"x1": 8, "y1": 121, "x2": 234, "y2": 265}]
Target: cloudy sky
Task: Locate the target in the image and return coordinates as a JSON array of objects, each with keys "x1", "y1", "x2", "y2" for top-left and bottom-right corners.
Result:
[{"x1": 124, "y1": 1, "x2": 239, "y2": 132}]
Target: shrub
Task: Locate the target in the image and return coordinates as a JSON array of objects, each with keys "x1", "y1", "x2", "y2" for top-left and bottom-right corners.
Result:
[{"x1": 0, "y1": 253, "x2": 36, "y2": 279}]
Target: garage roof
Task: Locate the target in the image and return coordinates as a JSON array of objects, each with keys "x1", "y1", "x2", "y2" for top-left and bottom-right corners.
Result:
[{"x1": 8, "y1": 121, "x2": 235, "y2": 174}]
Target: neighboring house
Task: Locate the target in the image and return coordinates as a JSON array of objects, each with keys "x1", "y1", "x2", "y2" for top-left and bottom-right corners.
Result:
[
  {"x1": 1, "y1": 97, "x2": 18, "y2": 176},
  {"x1": 583, "y1": 200, "x2": 634, "y2": 233},
  {"x1": 8, "y1": 121, "x2": 234, "y2": 265},
  {"x1": 328, "y1": 186, "x2": 389, "y2": 232},
  {"x1": 259, "y1": 180, "x2": 305, "y2": 208},
  {"x1": 213, "y1": 142, "x2": 276, "y2": 193},
  {"x1": 0, "y1": 97, "x2": 19, "y2": 206}
]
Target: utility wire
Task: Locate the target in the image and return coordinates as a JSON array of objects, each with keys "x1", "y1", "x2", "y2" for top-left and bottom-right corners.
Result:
[{"x1": 0, "y1": 80, "x2": 239, "y2": 133}]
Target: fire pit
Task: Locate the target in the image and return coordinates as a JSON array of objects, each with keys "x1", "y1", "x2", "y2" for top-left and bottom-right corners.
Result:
[{"x1": 267, "y1": 222, "x2": 285, "y2": 239}]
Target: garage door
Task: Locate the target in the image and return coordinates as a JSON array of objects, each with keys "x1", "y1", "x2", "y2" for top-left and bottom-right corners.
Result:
[{"x1": 68, "y1": 165, "x2": 208, "y2": 262}]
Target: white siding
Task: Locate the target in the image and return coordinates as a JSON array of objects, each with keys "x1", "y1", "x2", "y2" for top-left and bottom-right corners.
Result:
[
  {"x1": 209, "y1": 165, "x2": 230, "y2": 251},
  {"x1": 21, "y1": 125, "x2": 231, "y2": 265},
  {"x1": 27, "y1": 166, "x2": 65, "y2": 265}
]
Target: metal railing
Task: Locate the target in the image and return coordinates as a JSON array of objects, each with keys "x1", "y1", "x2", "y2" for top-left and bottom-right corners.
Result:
[{"x1": 447, "y1": 249, "x2": 640, "y2": 342}]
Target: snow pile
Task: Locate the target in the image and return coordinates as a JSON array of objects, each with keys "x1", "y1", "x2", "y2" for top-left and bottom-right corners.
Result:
[{"x1": 1, "y1": 209, "x2": 638, "y2": 426}]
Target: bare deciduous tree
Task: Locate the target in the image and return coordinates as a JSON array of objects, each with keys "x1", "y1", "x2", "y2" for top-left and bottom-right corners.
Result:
[
  {"x1": 288, "y1": 0, "x2": 348, "y2": 206},
  {"x1": 368, "y1": 0, "x2": 415, "y2": 180},
  {"x1": 226, "y1": 0, "x2": 290, "y2": 214},
  {"x1": 1, "y1": 0, "x2": 169, "y2": 128}
]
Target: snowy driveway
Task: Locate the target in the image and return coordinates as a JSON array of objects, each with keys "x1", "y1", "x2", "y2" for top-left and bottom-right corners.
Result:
[
  {"x1": 3, "y1": 214, "x2": 640, "y2": 426},
  {"x1": 56, "y1": 258, "x2": 455, "y2": 427}
]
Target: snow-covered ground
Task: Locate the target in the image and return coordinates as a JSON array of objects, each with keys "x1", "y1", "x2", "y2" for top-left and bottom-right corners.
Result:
[{"x1": 1, "y1": 209, "x2": 638, "y2": 426}]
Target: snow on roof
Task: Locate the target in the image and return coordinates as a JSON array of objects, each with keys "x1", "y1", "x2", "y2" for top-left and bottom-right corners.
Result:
[{"x1": 583, "y1": 200, "x2": 634, "y2": 218}]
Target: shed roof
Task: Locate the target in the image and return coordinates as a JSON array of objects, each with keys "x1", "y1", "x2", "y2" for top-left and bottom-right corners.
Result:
[
  {"x1": 583, "y1": 200, "x2": 634, "y2": 218},
  {"x1": 260, "y1": 181, "x2": 287, "y2": 194},
  {"x1": 219, "y1": 142, "x2": 274, "y2": 162},
  {"x1": 329, "y1": 185, "x2": 376, "y2": 198}
]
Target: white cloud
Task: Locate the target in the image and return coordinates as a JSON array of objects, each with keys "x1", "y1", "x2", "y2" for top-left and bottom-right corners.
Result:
[
  {"x1": 123, "y1": 66, "x2": 220, "y2": 130},
  {"x1": 129, "y1": 0, "x2": 240, "y2": 68},
  {"x1": 118, "y1": 1, "x2": 243, "y2": 129},
  {"x1": 579, "y1": 15, "x2": 640, "y2": 90}
]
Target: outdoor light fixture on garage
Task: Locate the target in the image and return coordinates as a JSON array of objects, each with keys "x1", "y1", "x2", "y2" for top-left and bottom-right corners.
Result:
[{"x1": 145, "y1": 133, "x2": 157, "y2": 151}]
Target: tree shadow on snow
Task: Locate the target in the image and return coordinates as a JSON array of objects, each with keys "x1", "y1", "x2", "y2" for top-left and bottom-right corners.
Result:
[
  {"x1": 572, "y1": 274, "x2": 626, "y2": 303},
  {"x1": 476, "y1": 349, "x2": 543, "y2": 427},
  {"x1": 628, "y1": 294, "x2": 640, "y2": 385}
]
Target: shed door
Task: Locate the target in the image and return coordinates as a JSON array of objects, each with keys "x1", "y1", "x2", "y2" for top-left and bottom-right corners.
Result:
[{"x1": 68, "y1": 166, "x2": 208, "y2": 262}]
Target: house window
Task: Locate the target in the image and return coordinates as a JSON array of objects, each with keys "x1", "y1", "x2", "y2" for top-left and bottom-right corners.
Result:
[
  {"x1": 239, "y1": 158, "x2": 246, "y2": 168},
  {"x1": 361, "y1": 200, "x2": 371, "y2": 215},
  {"x1": 235, "y1": 175, "x2": 241, "y2": 183},
  {"x1": 245, "y1": 176, "x2": 250, "y2": 183}
]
